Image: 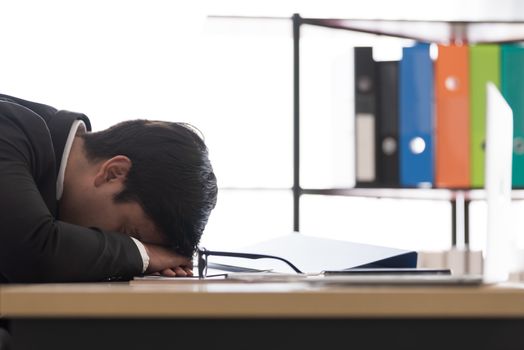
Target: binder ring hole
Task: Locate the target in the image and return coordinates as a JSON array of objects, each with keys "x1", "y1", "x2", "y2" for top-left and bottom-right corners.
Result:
[
  {"x1": 357, "y1": 76, "x2": 373, "y2": 92},
  {"x1": 410, "y1": 137, "x2": 426, "y2": 155},
  {"x1": 515, "y1": 137, "x2": 524, "y2": 155},
  {"x1": 445, "y1": 76, "x2": 459, "y2": 91},
  {"x1": 382, "y1": 137, "x2": 397, "y2": 155}
]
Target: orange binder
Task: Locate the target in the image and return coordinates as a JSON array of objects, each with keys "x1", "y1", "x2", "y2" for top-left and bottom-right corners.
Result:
[{"x1": 435, "y1": 44, "x2": 470, "y2": 188}]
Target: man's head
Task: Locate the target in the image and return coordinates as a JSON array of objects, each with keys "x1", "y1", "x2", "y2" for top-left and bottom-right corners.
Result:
[{"x1": 59, "y1": 120, "x2": 217, "y2": 258}]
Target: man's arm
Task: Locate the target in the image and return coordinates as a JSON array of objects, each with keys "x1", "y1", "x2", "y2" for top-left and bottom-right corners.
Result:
[
  {"x1": 0, "y1": 99, "x2": 193, "y2": 282},
  {"x1": 0, "y1": 103, "x2": 143, "y2": 282},
  {"x1": 0, "y1": 159, "x2": 143, "y2": 282}
]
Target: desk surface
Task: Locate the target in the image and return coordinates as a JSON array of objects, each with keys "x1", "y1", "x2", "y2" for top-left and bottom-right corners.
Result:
[{"x1": 2, "y1": 281, "x2": 524, "y2": 318}]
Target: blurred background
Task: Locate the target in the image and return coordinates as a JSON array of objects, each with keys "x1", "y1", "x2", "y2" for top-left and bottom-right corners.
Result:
[{"x1": 3, "y1": 0, "x2": 524, "y2": 254}]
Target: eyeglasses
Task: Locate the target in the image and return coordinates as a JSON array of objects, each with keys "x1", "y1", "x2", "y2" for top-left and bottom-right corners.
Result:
[{"x1": 197, "y1": 247, "x2": 303, "y2": 279}]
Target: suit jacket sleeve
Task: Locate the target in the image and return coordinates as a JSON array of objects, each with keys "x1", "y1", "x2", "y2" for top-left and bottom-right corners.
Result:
[{"x1": 0, "y1": 101, "x2": 143, "y2": 282}]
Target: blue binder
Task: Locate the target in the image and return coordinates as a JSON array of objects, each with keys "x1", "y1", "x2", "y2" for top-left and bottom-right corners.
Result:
[{"x1": 399, "y1": 43, "x2": 434, "y2": 187}]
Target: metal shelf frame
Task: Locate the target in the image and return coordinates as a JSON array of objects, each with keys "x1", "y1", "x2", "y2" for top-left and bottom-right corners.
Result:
[{"x1": 291, "y1": 13, "x2": 524, "y2": 247}]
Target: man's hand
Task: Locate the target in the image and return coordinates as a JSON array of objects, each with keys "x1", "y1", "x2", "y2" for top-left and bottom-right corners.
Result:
[{"x1": 142, "y1": 243, "x2": 194, "y2": 277}]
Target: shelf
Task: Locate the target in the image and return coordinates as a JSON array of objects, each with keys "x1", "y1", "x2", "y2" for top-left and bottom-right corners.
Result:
[
  {"x1": 301, "y1": 18, "x2": 524, "y2": 44},
  {"x1": 301, "y1": 188, "x2": 524, "y2": 201},
  {"x1": 208, "y1": 15, "x2": 524, "y2": 44}
]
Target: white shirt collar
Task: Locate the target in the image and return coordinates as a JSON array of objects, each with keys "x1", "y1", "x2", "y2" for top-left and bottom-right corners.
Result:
[{"x1": 56, "y1": 120, "x2": 86, "y2": 200}]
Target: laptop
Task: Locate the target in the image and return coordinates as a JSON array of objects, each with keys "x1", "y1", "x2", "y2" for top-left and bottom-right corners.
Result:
[{"x1": 483, "y1": 82, "x2": 514, "y2": 283}]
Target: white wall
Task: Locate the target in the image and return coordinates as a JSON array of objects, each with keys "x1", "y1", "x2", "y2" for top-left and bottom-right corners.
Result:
[{"x1": 1, "y1": 0, "x2": 523, "y2": 253}]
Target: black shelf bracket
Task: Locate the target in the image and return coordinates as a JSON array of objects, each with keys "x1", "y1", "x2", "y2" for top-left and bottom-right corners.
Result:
[{"x1": 293, "y1": 13, "x2": 302, "y2": 232}]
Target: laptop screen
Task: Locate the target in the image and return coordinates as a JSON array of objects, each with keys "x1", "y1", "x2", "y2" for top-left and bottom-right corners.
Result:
[{"x1": 484, "y1": 82, "x2": 514, "y2": 283}]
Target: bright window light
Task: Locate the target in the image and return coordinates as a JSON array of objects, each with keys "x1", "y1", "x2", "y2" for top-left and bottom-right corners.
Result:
[{"x1": 2, "y1": 0, "x2": 517, "y2": 251}]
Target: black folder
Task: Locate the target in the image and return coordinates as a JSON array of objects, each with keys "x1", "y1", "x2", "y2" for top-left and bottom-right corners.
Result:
[
  {"x1": 354, "y1": 47, "x2": 377, "y2": 186},
  {"x1": 375, "y1": 60, "x2": 400, "y2": 187}
]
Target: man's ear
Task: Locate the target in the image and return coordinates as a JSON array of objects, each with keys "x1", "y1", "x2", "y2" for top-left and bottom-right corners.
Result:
[{"x1": 93, "y1": 156, "x2": 132, "y2": 187}]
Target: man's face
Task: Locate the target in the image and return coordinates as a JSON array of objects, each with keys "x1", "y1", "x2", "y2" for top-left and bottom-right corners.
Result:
[
  {"x1": 60, "y1": 187, "x2": 168, "y2": 245},
  {"x1": 59, "y1": 145, "x2": 168, "y2": 245},
  {"x1": 70, "y1": 199, "x2": 167, "y2": 245}
]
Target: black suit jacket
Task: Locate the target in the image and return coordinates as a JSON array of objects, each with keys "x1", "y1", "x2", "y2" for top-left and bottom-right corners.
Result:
[{"x1": 0, "y1": 94, "x2": 142, "y2": 282}]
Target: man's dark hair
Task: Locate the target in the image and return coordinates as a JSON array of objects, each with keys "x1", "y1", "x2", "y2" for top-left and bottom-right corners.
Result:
[{"x1": 81, "y1": 120, "x2": 217, "y2": 257}]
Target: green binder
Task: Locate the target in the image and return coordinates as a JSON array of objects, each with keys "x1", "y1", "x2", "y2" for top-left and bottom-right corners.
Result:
[
  {"x1": 501, "y1": 44, "x2": 524, "y2": 188},
  {"x1": 470, "y1": 45, "x2": 500, "y2": 188}
]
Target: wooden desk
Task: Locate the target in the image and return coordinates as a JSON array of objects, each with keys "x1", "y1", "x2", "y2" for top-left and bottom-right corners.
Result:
[{"x1": 2, "y1": 281, "x2": 524, "y2": 350}]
